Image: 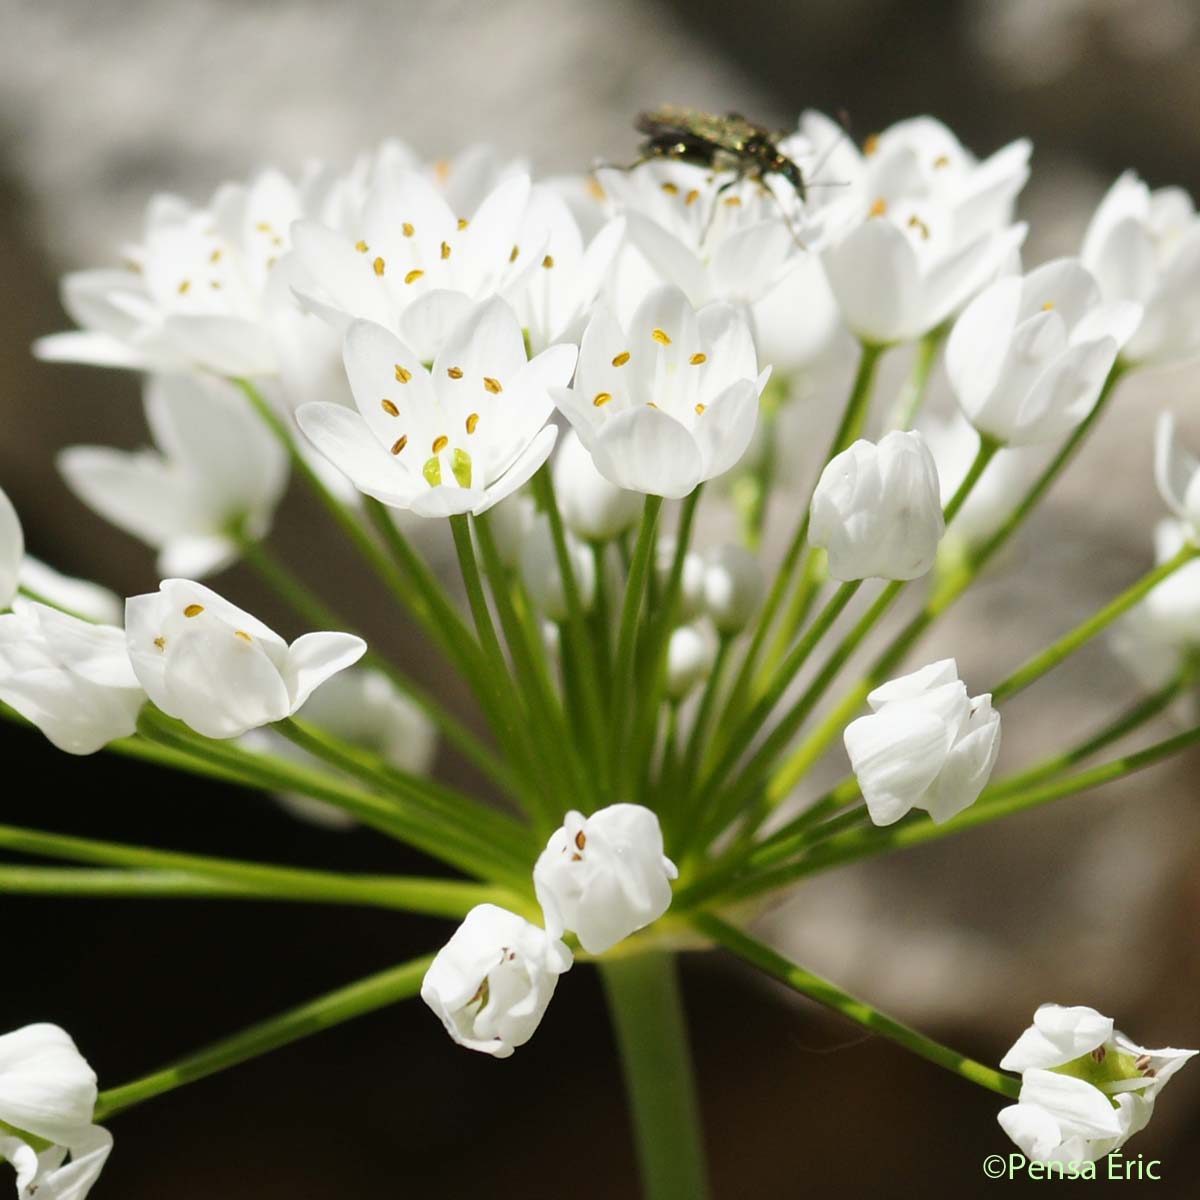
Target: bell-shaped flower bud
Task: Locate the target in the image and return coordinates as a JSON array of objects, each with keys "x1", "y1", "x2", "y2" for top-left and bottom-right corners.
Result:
[
  {"x1": 0, "y1": 484, "x2": 23, "y2": 609},
  {"x1": 998, "y1": 1004, "x2": 1196, "y2": 1166},
  {"x1": 701, "y1": 543, "x2": 764, "y2": 635},
  {"x1": 420, "y1": 904, "x2": 572, "y2": 1058},
  {"x1": 1082, "y1": 171, "x2": 1200, "y2": 366},
  {"x1": 0, "y1": 1023, "x2": 112, "y2": 1200},
  {"x1": 665, "y1": 623, "x2": 715, "y2": 701},
  {"x1": 484, "y1": 492, "x2": 537, "y2": 570},
  {"x1": 1154, "y1": 412, "x2": 1200, "y2": 537},
  {"x1": 809, "y1": 431, "x2": 945, "y2": 582},
  {"x1": 534, "y1": 804, "x2": 678, "y2": 954},
  {"x1": 552, "y1": 428, "x2": 642, "y2": 542},
  {"x1": 518, "y1": 513, "x2": 595, "y2": 622},
  {"x1": 125, "y1": 579, "x2": 365, "y2": 739},
  {"x1": 843, "y1": 658, "x2": 1001, "y2": 826},
  {"x1": 0, "y1": 600, "x2": 145, "y2": 755},
  {"x1": 946, "y1": 259, "x2": 1139, "y2": 446}
]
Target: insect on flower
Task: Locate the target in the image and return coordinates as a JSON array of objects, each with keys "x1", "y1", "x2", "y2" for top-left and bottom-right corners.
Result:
[{"x1": 632, "y1": 105, "x2": 808, "y2": 201}]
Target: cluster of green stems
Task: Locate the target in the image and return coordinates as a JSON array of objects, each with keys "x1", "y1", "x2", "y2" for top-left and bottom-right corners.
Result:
[{"x1": 3, "y1": 336, "x2": 1198, "y2": 1199}]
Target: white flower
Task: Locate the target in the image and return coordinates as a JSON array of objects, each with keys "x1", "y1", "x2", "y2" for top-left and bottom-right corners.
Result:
[
  {"x1": 1111, "y1": 518, "x2": 1200, "y2": 694},
  {"x1": 518, "y1": 514, "x2": 595, "y2": 623},
  {"x1": 60, "y1": 374, "x2": 288, "y2": 578},
  {"x1": 252, "y1": 667, "x2": 438, "y2": 830},
  {"x1": 553, "y1": 286, "x2": 768, "y2": 498},
  {"x1": 665, "y1": 623, "x2": 715, "y2": 701},
  {"x1": 125, "y1": 579, "x2": 364, "y2": 739},
  {"x1": 0, "y1": 1023, "x2": 112, "y2": 1200},
  {"x1": 0, "y1": 486, "x2": 23, "y2": 609},
  {"x1": 513, "y1": 187, "x2": 624, "y2": 353},
  {"x1": 34, "y1": 168, "x2": 318, "y2": 376},
  {"x1": 811, "y1": 112, "x2": 1029, "y2": 345},
  {"x1": 701, "y1": 543, "x2": 764, "y2": 635},
  {"x1": 595, "y1": 159, "x2": 801, "y2": 310},
  {"x1": 1081, "y1": 171, "x2": 1200, "y2": 365},
  {"x1": 290, "y1": 169, "x2": 546, "y2": 362},
  {"x1": 0, "y1": 600, "x2": 144, "y2": 755},
  {"x1": 945, "y1": 259, "x2": 1139, "y2": 446},
  {"x1": 552, "y1": 428, "x2": 642, "y2": 543},
  {"x1": 843, "y1": 658, "x2": 1001, "y2": 826},
  {"x1": 533, "y1": 804, "x2": 678, "y2": 954},
  {"x1": 1153, "y1": 412, "x2": 1200, "y2": 535},
  {"x1": 809, "y1": 431, "x2": 945, "y2": 581},
  {"x1": 297, "y1": 299, "x2": 575, "y2": 517},
  {"x1": 421, "y1": 904, "x2": 571, "y2": 1058},
  {"x1": 998, "y1": 1003, "x2": 1196, "y2": 1165},
  {"x1": 16, "y1": 560, "x2": 123, "y2": 627}
]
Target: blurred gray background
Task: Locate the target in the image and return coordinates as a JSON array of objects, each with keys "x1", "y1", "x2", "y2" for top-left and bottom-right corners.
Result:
[{"x1": 1, "y1": 0, "x2": 1198, "y2": 1196}]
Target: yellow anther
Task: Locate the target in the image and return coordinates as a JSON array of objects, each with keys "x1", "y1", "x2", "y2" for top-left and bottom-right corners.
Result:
[
  {"x1": 404, "y1": 269, "x2": 424, "y2": 285},
  {"x1": 483, "y1": 377, "x2": 502, "y2": 395},
  {"x1": 402, "y1": 222, "x2": 415, "y2": 237},
  {"x1": 209, "y1": 248, "x2": 222, "y2": 263},
  {"x1": 542, "y1": 254, "x2": 554, "y2": 268},
  {"x1": 355, "y1": 240, "x2": 369, "y2": 253},
  {"x1": 690, "y1": 352, "x2": 707, "y2": 365},
  {"x1": 255, "y1": 221, "x2": 272, "y2": 232},
  {"x1": 906, "y1": 214, "x2": 930, "y2": 240},
  {"x1": 441, "y1": 241, "x2": 451, "y2": 260},
  {"x1": 1041, "y1": 301, "x2": 1055, "y2": 311},
  {"x1": 391, "y1": 435, "x2": 408, "y2": 455},
  {"x1": 381, "y1": 399, "x2": 400, "y2": 417},
  {"x1": 723, "y1": 195, "x2": 742, "y2": 207},
  {"x1": 587, "y1": 176, "x2": 606, "y2": 202},
  {"x1": 593, "y1": 392, "x2": 612, "y2": 407},
  {"x1": 612, "y1": 351, "x2": 631, "y2": 367},
  {"x1": 210, "y1": 281, "x2": 222, "y2": 290},
  {"x1": 177, "y1": 280, "x2": 191, "y2": 295},
  {"x1": 509, "y1": 244, "x2": 520, "y2": 263},
  {"x1": 466, "y1": 412, "x2": 480, "y2": 434},
  {"x1": 266, "y1": 256, "x2": 277, "y2": 269},
  {"x1": 234, "y1": 630, "x2": 253, "y2": 643},
  {"x1": 646, "y1": 401, "x2": 659, "y2": 409},
  {"x1": 153, "y1": 636, "x2": 166, "y2": 651},
  {"x1": 447, "y1": 366, "x2": 464, "y2": 380},
  {"x1": 863, "y1": 133, "x2": 880, "y2": 156},
  {"x1": 933, "y1": 154, "x2": 950, "y2": 169},
  {"x1": 183, "y1": 604, "x2": 204, "y2": 618},
  {"x1": 395, "y1": 364, "x2": 412, "y2": 383},
  {"x1": 694, "y1": 402, "x2": 707, "y2": 415},
  {"x1": 869, "y1": 197, "x2": 888, "y2": 217},
  {"x1": 662, "y1": 182, "x2": 680, "y2": 196},
  {"x1": 685, "y1": 189, "x2": 700, "y2": 206},
  {"x1": 432, "y1": 435, "x2": 449, "y2": 454},
  {"x1": 373, "y1": 256, "x2": 386, "y2": 276},
  {"x1": 457, "y1": 217, "x2": 469, "y2": 231},
  {"x1": 651, "y1": 328, "x2": 671, "y2": 345}
]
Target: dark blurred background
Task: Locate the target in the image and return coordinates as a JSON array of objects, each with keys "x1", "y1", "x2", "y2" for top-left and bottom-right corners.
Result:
[{"x1": 2, "y1": 0, "x2": 1199, "y2": 1195}]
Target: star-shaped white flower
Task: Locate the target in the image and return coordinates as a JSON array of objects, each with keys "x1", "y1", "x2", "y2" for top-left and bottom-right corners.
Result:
[
  {"x1": 552, "y1": 285, "x2": 768, "y2": 498},
  {"x1": 297, "y1": 297, "x2": 575, "y2": 517}
]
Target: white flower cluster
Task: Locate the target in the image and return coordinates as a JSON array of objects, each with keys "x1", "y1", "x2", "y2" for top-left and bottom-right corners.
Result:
[
  {"x1": 5, "y1": 110, "x2": 1200, "y2": 1191},
  {"x1": 422, "y1": 804, "x2": 677, "y2": 1057}
]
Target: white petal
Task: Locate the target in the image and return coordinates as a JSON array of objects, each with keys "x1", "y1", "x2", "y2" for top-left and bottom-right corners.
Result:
[
  {"x1": 591, "y1": 406, "x2": 703, "y2": 498},
  {"x1": 0, "y1": 485, "x2": 24, "y2": 608},
  {"x1": 284, "y1": 631, "x2": 367, "y2": 711}
]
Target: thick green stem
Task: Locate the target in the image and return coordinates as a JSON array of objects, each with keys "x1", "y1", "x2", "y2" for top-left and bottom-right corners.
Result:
[
  {"x1": 695, "y1": 915, "x2": 1020, "y2": 1099},
  {"x1": 93, "y1": 953, "x2": 433, "y2": 1121},
  {"x1": 600, "y1": 952, "x2": 710, "y2": 1200}
]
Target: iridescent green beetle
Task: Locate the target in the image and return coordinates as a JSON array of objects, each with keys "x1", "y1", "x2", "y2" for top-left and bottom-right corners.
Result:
[{"x1": 632, "y1": 105, "x2": 807, "y2": 202}]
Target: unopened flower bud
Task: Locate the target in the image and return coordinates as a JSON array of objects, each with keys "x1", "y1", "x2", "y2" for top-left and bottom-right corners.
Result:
[
  {"x1": 519, "y1": 514, "x2": 595, "y2": 621},
  {"x1": 665, "y1": 623, "x2": 715, "y2": 700},
  {"x1": 809, "y1": 431, "x2": 944, "y2": 582}
]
